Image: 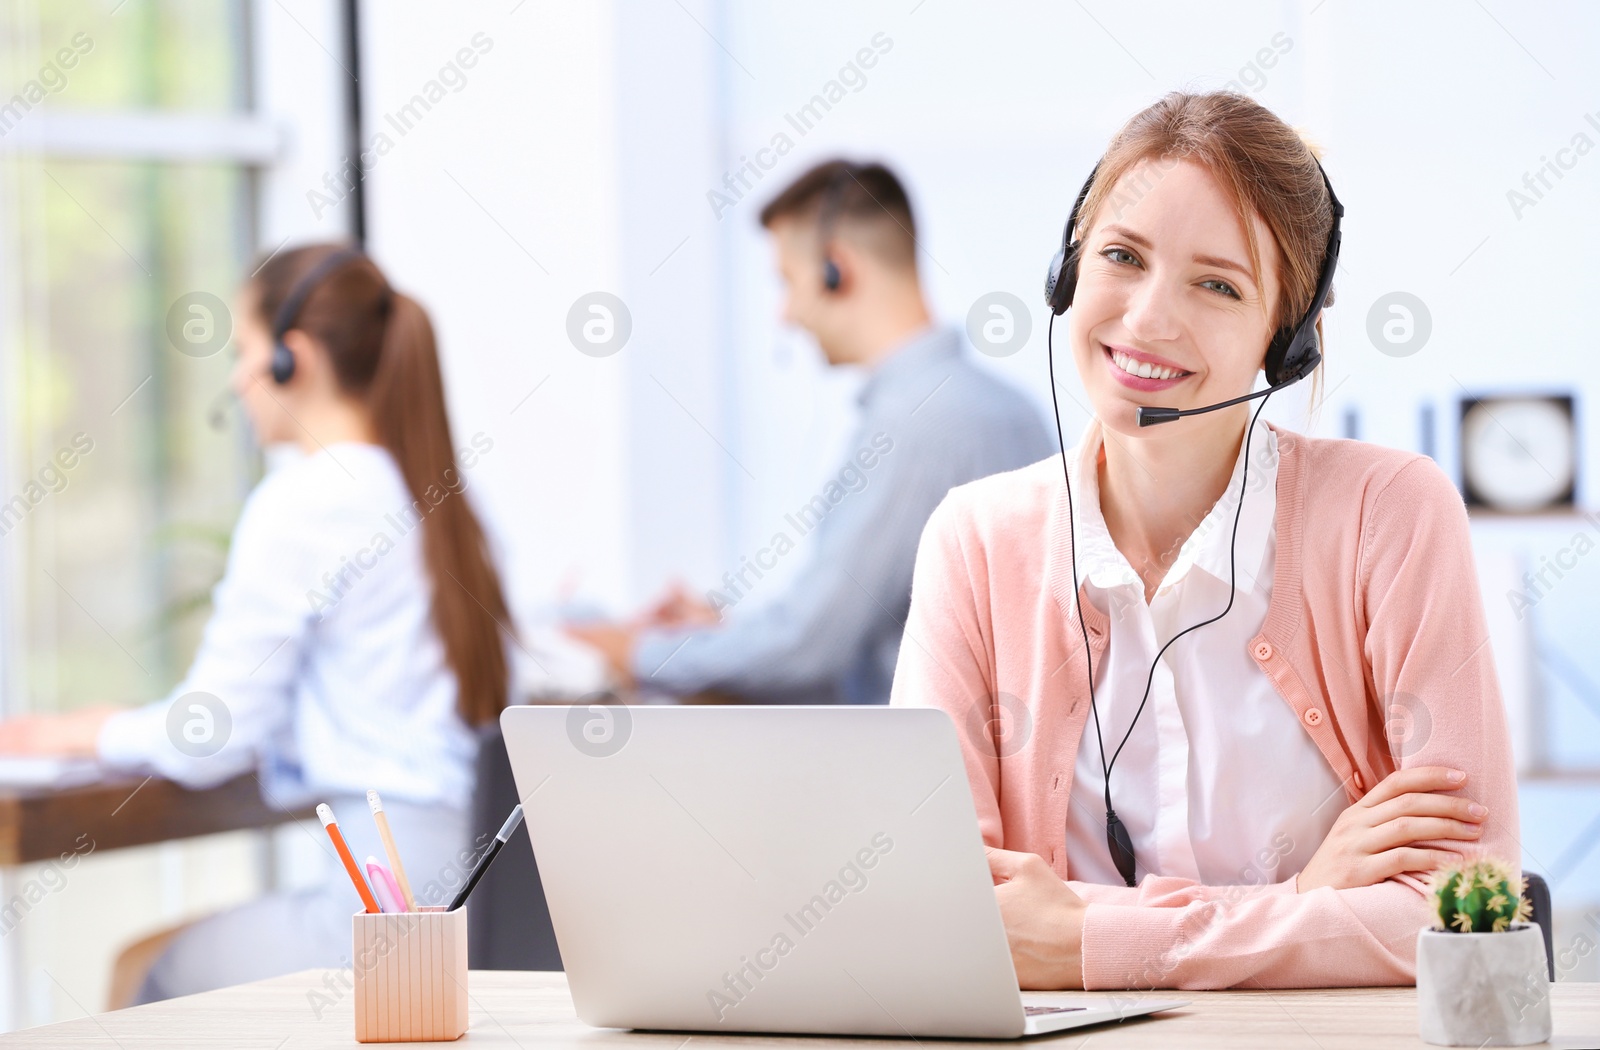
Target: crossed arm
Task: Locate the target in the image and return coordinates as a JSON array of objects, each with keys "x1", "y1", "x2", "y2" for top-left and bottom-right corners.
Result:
[
  {"x1": 985, "y1": 763, "x2": 1492, "y2": 989},
  {"x1": 890, "y1": 459, "x2": 1521, "y2": 990}
]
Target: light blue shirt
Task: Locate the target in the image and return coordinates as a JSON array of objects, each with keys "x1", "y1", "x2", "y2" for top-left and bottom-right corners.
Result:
[{"x1": 632, "y1": 325, "x2": 1055, "y2": 705}]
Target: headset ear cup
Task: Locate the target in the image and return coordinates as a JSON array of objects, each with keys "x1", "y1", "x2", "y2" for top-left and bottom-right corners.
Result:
[
  {"x1": 1059, "y1": 249, "x2": 1079, "y2": 310},
  {"x1": 823, "y1": 258, "x2": 841, "y2": 292},
  {"x1": 1044, "y1": 248, "x2": 1065, "y2": 308},
  {"x1": 271, "y1": 341, "x2": 296, "y2": 384},
  {"x1": 1262, "y1": 328, "x2": 1289, "y2": 387},
  {"x1": 1264, "y1": 323, "x2": 1324, "y2": 387},
  {"x1": 1044, "y1": 246, "x2": 1080, "y2": 315}
]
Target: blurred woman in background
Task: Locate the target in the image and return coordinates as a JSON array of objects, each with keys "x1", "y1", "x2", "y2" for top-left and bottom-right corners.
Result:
[{"x1": 0, "y1": 244, "x2": 514, "y2": 1002}]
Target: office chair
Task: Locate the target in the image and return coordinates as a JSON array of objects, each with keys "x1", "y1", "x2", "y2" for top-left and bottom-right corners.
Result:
[
  {"x1": 466, "y1": 720, "x2": 563, "y2": 970},
  {"x1": 1523, "y1": 871, "x2": 1554, "y2": 981}
]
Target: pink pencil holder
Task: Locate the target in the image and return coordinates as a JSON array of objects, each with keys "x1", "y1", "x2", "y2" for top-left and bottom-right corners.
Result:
[{"x1": 352, "y1": 906, "x2": 468, "y2": 1042}]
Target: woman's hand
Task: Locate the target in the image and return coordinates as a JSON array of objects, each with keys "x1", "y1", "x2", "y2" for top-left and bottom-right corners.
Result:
[
  {"x1": 1296, "y1": 766, "x2": 1486, "y2": 892},
  {"x1": 986, "y1": 846, "x2": 1088, "y2": 989},
  {"x1": 0, "y1": 707, "x2": 117, "y2": 758}
]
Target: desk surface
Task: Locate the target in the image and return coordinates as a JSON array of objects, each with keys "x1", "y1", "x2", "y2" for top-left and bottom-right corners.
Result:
[
  {"x1": 0, "y1": 773, "x2": 310, "y2": 866},
  {"x1": 4, "y1": 971, "x2": 1599, "y2": 1048}
]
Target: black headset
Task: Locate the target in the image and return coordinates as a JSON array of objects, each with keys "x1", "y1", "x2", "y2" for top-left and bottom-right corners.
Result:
[
  {"x1": 1041, "y1": 154, "x2": 1344, "y2": 887},
  {"x1": 1045, "y1": 157, "x2": 1343, "y2": 396},
  {"x1": 817, "y1": 164, "x2": 856, "y2": 293},
  {"x1": 269, "y1": 247, "x2": 365, "y2": 384}
]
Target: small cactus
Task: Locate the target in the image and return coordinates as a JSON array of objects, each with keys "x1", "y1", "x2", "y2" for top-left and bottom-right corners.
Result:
[{"x1": 1425, "y1": 858, "x2": 1534, "y2": 933}]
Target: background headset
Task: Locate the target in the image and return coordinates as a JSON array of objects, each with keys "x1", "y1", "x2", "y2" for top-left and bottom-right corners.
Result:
[
  {"x1": 1040, "y1": 154, "x2": 1343, "y2": 886},
  {"x1": 269, "y1": 247, "x2": 366, "y2": 384},
  {"x1": 816, "y1": 164, "x2": 856, "y2": 293}
]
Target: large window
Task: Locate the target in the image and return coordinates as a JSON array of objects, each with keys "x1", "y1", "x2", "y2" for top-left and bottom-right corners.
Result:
[{"x1": 1, "y1": 0, "x2": 263, "y2": 716}]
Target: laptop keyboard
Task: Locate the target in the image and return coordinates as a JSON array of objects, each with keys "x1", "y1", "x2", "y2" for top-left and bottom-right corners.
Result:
[{"x1": 1024, "y1": 1006, "x2": 1088, "y2": 1015}]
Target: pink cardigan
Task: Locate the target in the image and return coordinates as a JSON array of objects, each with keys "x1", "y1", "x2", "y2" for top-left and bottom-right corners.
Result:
[{"x1": 889, "y1": 420, "x2": 1520, "y2": 989}]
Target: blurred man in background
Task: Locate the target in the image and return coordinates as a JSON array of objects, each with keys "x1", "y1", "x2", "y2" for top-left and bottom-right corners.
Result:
[{"x1": 569, "y1": 159, "x2": 1052, "y2": 704}]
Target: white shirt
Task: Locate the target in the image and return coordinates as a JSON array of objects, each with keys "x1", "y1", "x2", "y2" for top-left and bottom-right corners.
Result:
[
  {"x1": 1062, "y1": 417, "x2": 1344, "y2": 886},
  {"x1": 97, "y1": 443, "x2": 479, "y2": 811}
]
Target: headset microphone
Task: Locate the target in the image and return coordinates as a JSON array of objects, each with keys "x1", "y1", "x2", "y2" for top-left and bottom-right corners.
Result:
[{"x1": 1135, "y1": 362, "x2": 1309, "y2": 426}]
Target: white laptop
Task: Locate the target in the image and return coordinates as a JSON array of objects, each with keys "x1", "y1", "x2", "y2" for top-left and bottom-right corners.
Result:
[{"x1": 499, "y1": 704, "x2": 1188, "y2": 1038}]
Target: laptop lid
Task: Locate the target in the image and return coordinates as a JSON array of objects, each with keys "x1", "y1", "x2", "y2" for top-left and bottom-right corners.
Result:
[{"x1": 499, "y1": 704, "x2": 1033, "y2": 1038}]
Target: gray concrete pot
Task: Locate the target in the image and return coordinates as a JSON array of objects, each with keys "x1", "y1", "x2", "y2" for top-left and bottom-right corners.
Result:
[{"x1": 1416, "y1": 924, "x2": 1551, "y2": 1046}]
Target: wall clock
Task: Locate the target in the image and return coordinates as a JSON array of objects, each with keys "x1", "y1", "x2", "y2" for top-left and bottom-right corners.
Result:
[{"x1": 1459, "y1": 394, "x2": 1577, "y2": 513}]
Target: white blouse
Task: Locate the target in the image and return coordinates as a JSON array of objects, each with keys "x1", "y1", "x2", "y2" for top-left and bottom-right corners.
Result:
[
  {"x1": 1062, "y1": 417, "x2": 1345, "y2": 886},
  {"x1": 97, "y1": 443, "x2": 479, "y2": 811}
]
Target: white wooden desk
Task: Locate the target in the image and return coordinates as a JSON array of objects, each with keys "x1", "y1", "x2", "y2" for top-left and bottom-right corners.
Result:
[{"x1": 3, "y1": 971, "x2": 1599, "y2": 1048}]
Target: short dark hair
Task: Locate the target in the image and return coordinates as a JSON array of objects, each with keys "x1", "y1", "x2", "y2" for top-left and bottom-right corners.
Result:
[{"x1": 758, "y1": 160, "x2": 918, "y2": 272}]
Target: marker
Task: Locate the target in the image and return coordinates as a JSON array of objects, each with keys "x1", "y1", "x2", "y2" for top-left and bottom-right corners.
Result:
[
  {"x1": 366, "y1": 856, "x2": 406, "y2": 914},
  {"x1": 448, "y1": 805, "x2": 523, "y2": 912},
  {"x1": 367, "y1": 790, "x2": 417, "y2": 911},
  {"x1": 318, "y1": 803, "x2": 381, "y2": 914}
]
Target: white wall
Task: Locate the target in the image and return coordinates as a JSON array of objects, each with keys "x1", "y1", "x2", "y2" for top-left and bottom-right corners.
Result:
[{"x1": 360, "y1": 2, "x2": 638, "y2": 637}]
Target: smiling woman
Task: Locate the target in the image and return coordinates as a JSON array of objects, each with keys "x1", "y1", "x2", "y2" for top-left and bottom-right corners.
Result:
[{"x1": 890, "y1": 90, "x2": 1519, "y2": 992}]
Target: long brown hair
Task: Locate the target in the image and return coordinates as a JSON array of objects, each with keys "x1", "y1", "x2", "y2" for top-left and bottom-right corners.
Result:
[
  {"x1": 251, "y1": 244, "x2": 512, "y2": 726},
  {"x1": 1074, "y1": 90, "x2": 1338, "y2": 416}
]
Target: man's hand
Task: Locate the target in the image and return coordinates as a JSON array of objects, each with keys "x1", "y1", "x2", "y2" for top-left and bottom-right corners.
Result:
[
  {"x1": 1297, "y1": 766, "x2": 1485, "y2": 892},
  {"x1": 635, "y1": 581, "x2": 720, "y2": 630},
  {"x1": 0, "y1": 707, "x2": 118, "y2": 758},
  {"x1": 986, "y1": 846, "x2": 1088, "y2": 989},
  {"x1": 563, "y1": 622, "x2": 639, "y2": 687}
]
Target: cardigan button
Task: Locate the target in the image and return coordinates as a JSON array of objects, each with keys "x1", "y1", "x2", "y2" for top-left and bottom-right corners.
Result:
[
  {"x1": 1303, "y1": 707, "x2": 1324, "y2": 727},
  {"x1": 1254, "y1": 641, "x2": 1273, "y2": 660},
  {"x1": 1352, "y1": 770, "x2": 1366, "y2": 791}
]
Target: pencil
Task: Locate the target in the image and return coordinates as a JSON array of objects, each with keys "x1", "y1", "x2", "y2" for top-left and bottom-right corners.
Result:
[
  {"x1": 367, "y1": 789, "x2": 417, "y2": 911},
  {"x1": 318, "y1": 803, "x2": 381, "y2": 914}
]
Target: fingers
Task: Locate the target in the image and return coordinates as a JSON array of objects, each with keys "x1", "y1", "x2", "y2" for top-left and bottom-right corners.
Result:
[
  {"x1": 1369, "y1": 846, "x2": 1466, "y2": 883},
  {"x1": 1368, "y1": 814, "x2": 1484, "y2": 853},
  {"x1": 986, "y1": 846, "x2": 1043, "y2": 884},
  {"x1": 1359, "y1": 766, "x2": 1467, "y2": 808},
  {"x1": 985, "y1": 845, "x2": 1017, "y2": 880},
  {"x1": 1367, "y1": 790, "x2": 1488, "y2": 829}
]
